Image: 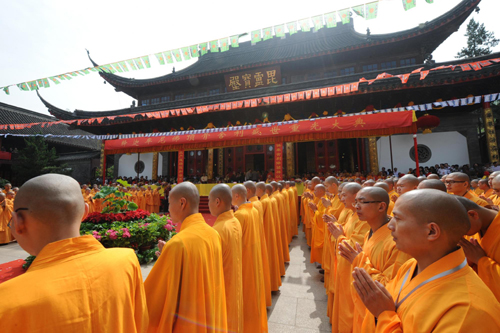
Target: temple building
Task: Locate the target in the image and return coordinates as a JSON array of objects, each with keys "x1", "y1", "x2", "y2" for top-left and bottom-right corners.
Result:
[{"x1": 38, "y1": 0, "x2": 500, "y2": 182}]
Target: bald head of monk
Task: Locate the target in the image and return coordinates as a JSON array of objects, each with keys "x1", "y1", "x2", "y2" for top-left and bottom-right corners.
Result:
[
  {"x1": 418, "y1": 179, "x2": 447, "y2": 192},
  {"x1": 244, "y1": 181, "x2": 257, "y2": 200},
  {"x1": 341, "y1": 183, "x2": 362, "y2": 210},
  {"x1": 232, "y1": 184, "x2": 249, "y2": 207},
  {"x1": 209, "y1": 184, "x2": 233, "y2": 217},
  {"x1": 11, "y1": 174, "x2": 87, "y2": 256},
  {"x1": 478, "y1": 178, "x2": 490, "y2": 192},
  {"x1": 491, "y1": 175, "x2": 500, "y2": 196},
  {"x1": 445, "y1": 172, "x2": 470, "y2": 196},
  {"x1": 256, "y1": 182, "x2": 266, "y2": 197},
  {"x1": 355, "y1": 187, "x2": 390, "y2": 229},
  {"x1": 396, "y1": 175, "x2": 419, "y2": 195},
  {"x1": 265, "y1": 184, "x2": 274, "y2": 196},
  {"x1": 278, "y1": 183, "x2": 284, "y2": 191},
  {"x1": 417, "y1": 176, "x2": 427, "y2": 183},
  {"x1": 363, "y1": 180, "x2": 375, "y2": 187},
  {"x1": 427, "y1": 174, "x2": 439, "y2": 180},
  {"x1": 311, "y1": 177, "x2": 321, "y2": 190},
  {"x1": 324, "y1": 176, "x2": 339, "y2": 195},
  {"x1": 389, "y1": 189, "x2": 470, "y2": 272},
  {"x1": 314, "y1": 184, "x2": 326, "y2": 198},
  {"x1": 384, "y1": 178, "x2": 395, "y2": 191},
  {"x1": 455, "y1": 196, "x2": 497, "y2": 237},
  {"x1": 488, "y1": 171, "x2": 500, "y2": 187},
  {"x1": 271, "y1": 181, "x2": 278, "y2": 192},
  {"x1": 0, "y1": 193, "x2": 6, "y2": 205},
  {"x1": 6, "y1": 191, "x2": 15, "y2": 199},
  {"x1": 168, "y1": 181, "x2": 200, "y2": 224},
  {"x1": 374, "y1": 182, "x2": 390, "y2": 194},
  {"x1": 285, "y1": 181, "x2": 291, "y2": 189}
]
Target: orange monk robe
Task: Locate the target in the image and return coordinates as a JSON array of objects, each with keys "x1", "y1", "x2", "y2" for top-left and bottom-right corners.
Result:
[
  {"x1": 145, "y1": 213, "x2": 227, "y2": 332},
  {"x1": 292, "y1": 186, "x2": 299, "y2": 222},
  {"x1": 269, "y1": 193, "x2": 288, "y2": 271},
  {"x1": 288, "y1": 188, "x2": 298, "y2": 236},
  {"x1": 260, "y1": 194, "x2": 283, "y2": 288},
  {"x1": 475, "y1": 187, "x2": 484, "y2": 196},
  {"x1": 0, "y1": 203, "x2": 13, "y2": 244},
  {"x1": 489, "y1": 194, "x2": 500, "y2": 206},
  {"x1": 352, "y1": 226, "x2": 412, "y2": 333},
  {"x1": 93, "y1": 197, "x2": 104, "y2": 213},
  {"x1": 145, "y1": 190, "x2": 154, "y2": 213},
  {"x1": 310, "y1": 195, "x2": 327, "y2": 264},
  {"x1": 249, "y1": 196, "x2": 272, "y2": 307},
  {"x1": 389, "y1": 190, "x2": 399, "y2": 202},
  {"x1": 83, "y1": 194, "x2": 94, "y2": 213},
  {"x1": 468, "y1": 189, "x2": 479, "y2": 197},
  {"x1": 464, "y1": 191, "x2": 489, "y2": 207},
  {"x1": 301, "y1": 192, "x2": 311, "y2": 233},
  {"x1": 212, "y1": 210, "x2": 244, "y2": 333},
  {"x1": 137, "y1": 192, "x2": 146, "y2": 211},
  {"x1": 322, "y1": 195, "x2": 343, "y2": 291},
  {"x1": 272, "y1": 191, "x2": 291, "y2": 262},
  {"x1": 484, "y1": 188, "x2": 494, "y2": 198},
  {"x1": 0, "y1": 235, "x2": 149, "y2": 332},
  {"x1": 234, "y1": 203, "x2": 268, "y2": 333},
  {"x1": 387, "y1": 200, "x2": 395, "y2": 216},
  {"x1": 376, "y1": 249, "x2": 500, "y2": 332},
  {"x1": 331, "y1": 212, "x2": 370, "y2": 332},
  {"x1": 280, "y1": 189, "x2": 292, "y2": 243},
  {"x1": 476, "y1": 211, "x2": 500, "y2": 302},
  {"x1": 305, "y1": 196, "x2": 320, "y2": 246},
  {"x1": 153, "y1": 190, "x2": 161, "y2": 213}
]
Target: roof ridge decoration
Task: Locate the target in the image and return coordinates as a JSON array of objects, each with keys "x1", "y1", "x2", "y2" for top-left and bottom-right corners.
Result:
[{"x1": 1, "y1": 0, "x2": 464, "y2": 95}]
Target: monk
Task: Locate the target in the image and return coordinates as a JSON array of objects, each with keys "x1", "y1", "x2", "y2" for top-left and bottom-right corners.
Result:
[
  {"x1": 446, "y1": 172, "x2": 489, "y2": 207},
  {"x1": 479, "y1": 178, "x2": 494, "y2": 198},
  {"x1": 145, "y1": 182, "x2": 227, "y2": 332},
  {"x1": 339, "y1": 187, "x2": 411, "y2": 333},
  {"x1": 278, "y1": 182, "x2": 292, "y2": 243},
  {"x1": 145, "y1": 186, "x2": 154, "y2": 213},
  {"x1": 83, "y1": 188, "x2": 94, "y2": 213},
  {"x1": 309, "y1": 184, "x2": 327, "y2": 264},
  {"x1": 305, "y1": 177, "x2": 321, "y2": 246},
  {"x1": 363, "y1": 179, "x2": 375, "y2": 187},
  {"x1": 0, "y1": 174, "x2": 148, "y2": 332},
  {"x1": 417, "y1": 179, "x2": 447, "y2": 192},
  {"x1": 153, "y1": 187, "x2": 161, "y2": 213},
  {"x1": 427, "y1": 173, "x2": 440, "y2": 180},
  {"x1": 266, "y1": 183, "x2": 287, "y2": 271},
  {"x1": 395, "y1": 175, "x2": 419, "y2": 197},
  {"x1": 244, "y1": 181, "x2": 272, "y2": 307},
  {"x1": 482, "y1": 171, "x2": 500, "y2": 207},
  {"x1": 3, "y1": 183, "x2": 12, "y2": 194},
  {"x1": 209, "y1": 184, "x2": 243, "y2": 333},
  {"x1": 232, "y1": 184, "x2": 268, "y2": 332},
  {"x1": 0, "y1": 193, "x2": 14, "y2": 244},
  {"x1": 290, "y1": 181, "x2": 300, "y2": 229},
  {"x1": 300, "y1": 180, "x2": 312, "y2": 233},
  {"x1": 384, "y1": 179, "x2": 398, "y2": 203},
  {"x1": 138, "y1": 187, "x2": 147, "y2": 211},
  {"x1": 352, "y1": 189, "x2": 500, "y2": 332},
  {"x1": 374, "y1": 182, "x2": 395, "y2": 215},
  {"x1": 272, "y1": 182, "x2": 291, "y2": 259},
  {"x1": 286, "y1": 181, "x2": 299, "y2": 236},
  {"x1": 257, "y1": 182, "x2": 283, "y2": 288},
  {"x1": 472, "y1": 179, "x2": 482, "y2": 196},
  {"x1": 417, "y1": 176, "x2": 426, "y2": 183}
]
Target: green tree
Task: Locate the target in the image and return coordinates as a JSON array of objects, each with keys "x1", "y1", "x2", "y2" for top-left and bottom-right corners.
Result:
[
  {"x1": 15, "y1": 136, "x2": 71, "y2": 183},
  {"x1": 456, "y1": 18, "x2": 499, "y2": 59}
]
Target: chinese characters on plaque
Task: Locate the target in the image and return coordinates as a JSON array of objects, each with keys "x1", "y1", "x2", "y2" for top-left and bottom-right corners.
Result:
[
  {"x1": 177, "y1": 150, "x2": 185, "y2": 184},
  {"x1": 274, "y1": 143, "x2": 283, "y2": 181},
  {"x1": 224, "y1": 66, "x2": 282, "y2": 92}
]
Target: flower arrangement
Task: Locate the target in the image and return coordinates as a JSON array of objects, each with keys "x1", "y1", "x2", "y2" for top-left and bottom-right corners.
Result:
[{"x1": 83, "y1": 209, "x2": 150, "y2": 224}]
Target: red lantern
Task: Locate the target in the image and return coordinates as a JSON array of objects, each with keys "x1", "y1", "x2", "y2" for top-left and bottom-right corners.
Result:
[{"x1": 417, "y1": 114, "x2": 440, "y2": 134}]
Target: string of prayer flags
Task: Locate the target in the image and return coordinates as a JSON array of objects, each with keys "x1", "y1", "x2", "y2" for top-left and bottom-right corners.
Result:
[
  {"x1": 403, "y1": 0, "x2": 417, "y2": 11},
  {"x1": 287, "y1": 21, "x2": 298, "y2": 35},
  {"x1": 210, "y1": 40, "x2": 219, "y2": 52},
  {"x1": 17, "y1": 83, "x2": 29, "y2": 91},
  {"x1": 352, "y1": 5, "x2": 365, "y2": 18},
  {"x1": 312, "y1": 15, "x2": 324, "y2": 32},
  {"x1": 199, "y1": 43, "x2": 208, "y2": 56},
  {"x1": 141, "y1": 56, "x2": 151, "y2": 68},
  {"x1": 190, "y1": 45, "x2": 199, "y2": 58},
  {"x1": 28, "y1": 81, "x2": 38, "y2": 91},
  {"x1": 155, "y1": 53, "x2": 166, "y2": 65},
  {"x1": 299, "y1": 18, "x2": 311, "y2": 32},
  {"x1": 230, "y1": 35, "x2": 239, "y2": 47},
  {"x1": 127, "y1": 59, "x2": 138, "y2": 70},
  {"x1": 181, "y1": 47, "x2": 191, "y2": 60},
  {"x1": 263, "y1": 27, "x2": 273, "y2": 41},
  {"x1": 220, "y1": 38, "x2": 230, "y2": 52},
  {"x1": 172, "y1": 49, "x2": 182, "y2": 62},
  {"x1": 251, "y1": 30, "x2": 261, "y2": 45},
  {"x1": 134, "y1": 58, "x2": 145, "y2": 69},
  {"x1": 112, "y1": 63, "x2": 123, "y2": 73},
  {"x1": 274, "y1": 24, "x2": 285, "y2": 38},
  {"x1": 324, "y1": 12, "x2": 337, "y2": 28},
  {"x1": 366, "y1": 2, "x2": 379, "y2": 20},
  {"x1": 339, "y1": 9, "x2": 350, "y2": 24},
  {"x1": 49, "y1": 77, "x2": 60, "y2": 85}
]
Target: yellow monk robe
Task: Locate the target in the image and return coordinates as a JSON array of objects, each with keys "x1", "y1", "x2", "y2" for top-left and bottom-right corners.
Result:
[
  {"x1": 272, "y1": 191, "x2": 291, "y2": 262},
  {"x1": 145, "y1": 213, "x2": 227, "y2": 333},
  {"x1": 489, "y1": 194, "x2": 500, "y2": 206},
  {"x1": 352, "y1": 226, "x2": 412, "y2": 333},
  {"x1": 310, "y1": 195, "x2": 327, "y2": 264},
  {"x1": 331, "y1": 212, "x2": 370, "y2": 332},
  {"x1": 476, "y1": 211, "x2": 500, "y2": 302},
  {"x1": 0, "y1": 235, "x2": 148, "y2": 332},
  {"x1": 292, "y1": 186, "x2": 299, "y2": 224},
  {"x1": 468, "y1": 189, "x2": 479, "y2": 197},
  {"x1": 322, "y1": 195, "x2": 343, "y2": 291},
  {"x1": 484, "y1": 188, "x2": 494, "y2": 198},
  {"x1": 145, "y1": 190, "x2": 154, "y2": 213},
  {"x1": 83, "y1": 194, "x2": 95, "y2": 213},
  {"x1": 288, "y1": 188, "x2": 299, "y2": 236},
  {"x1": 269, "y1": 193, "x2": 288, "y2": 269},
  {"x1": 153, "y1": 190, "x2": 161, "y2": 213},
  {"x1": 234, "y1": 203, "x2": 268, "y2": 333},
  {"x1": 376, "y1": 249, "x2": 500, "y2": 332},
  {"x1": 389, "y1": 190, "x2": 399, "y2": 202},
  {"x1": 280, "y1": 189, "x2": 292, "y2": 243},
  {"x1": 0, "y1": 203, "x2": 13, "y2": 244},
  {"x1": 212, "y1": 210, "x2": 244, "y2": 333},
  {"x1": 387, "y1": 200, "x2": 395, "y2": 216},
  {"x1": 464, "y1": 191, "x2": 489, "y2": 207},
  {"x1": 260, "y1": 194, "x2": 283, "y2": 288},
  {"x1": 249, "y1": 196, "x2": 272, "y2": 307},
  {"x1": 327, "y1": 208, "x2": 353, "y2": 319},
  {"x1": 301, "y1": 191, "x2": 311, "y2": 233},
  {"x1": 305, "y1": 196, "x2": 320, "y2": 246},
  {"x1": 138, "y1": 191, "x2": 146, "y2": 211},
  {"x1": 475, "y1": 187, "x2": 484, "y2": 196}
]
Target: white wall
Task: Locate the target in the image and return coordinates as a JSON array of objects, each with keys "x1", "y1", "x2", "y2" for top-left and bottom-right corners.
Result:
[
  {"x1": 118, "y1": 153, "x2": 163, "y2": 179},
  {"x1": 377, "y1": 131, "x2": 470, "y2": 173}
]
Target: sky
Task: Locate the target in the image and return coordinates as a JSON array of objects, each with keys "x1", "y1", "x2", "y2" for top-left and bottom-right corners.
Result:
[{"x1": 0, "y1": 0, "x2": 499, "y2": 117}]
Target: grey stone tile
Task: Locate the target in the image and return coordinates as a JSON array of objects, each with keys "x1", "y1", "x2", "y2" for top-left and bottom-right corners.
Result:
[
  {"x1": 295, "y1": 298, "x2": 330, "y2": 331},
  {"x1": 267, "y1": 295, "x2": 297, "y2": 326}
]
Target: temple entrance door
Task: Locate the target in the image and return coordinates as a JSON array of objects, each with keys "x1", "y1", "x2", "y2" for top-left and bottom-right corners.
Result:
[{"x1": 245, "y1": 153, "x2": 265, "y2": 173}]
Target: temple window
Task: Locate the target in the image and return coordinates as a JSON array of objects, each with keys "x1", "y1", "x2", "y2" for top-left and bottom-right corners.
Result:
[
  {"x1": 362, "y1": 64, "x2": 378, "y2": 72},
  {"x1": 340, "y1": 67, "x2": 355, "y2": 76},
  {"x1": 151, "y1": 98, "x2": 160, "y2": 105},
  {"x1": 174, "y1": 94, "x2": 184, "y2": 100},
  {"x1": 161, "y1": 96, "x2": 171, "y2": 102},
  {"x1": 141, "y1": 99, "x2": 150, "y2": 106},
  {"x1": 400, "y1": 58, "x2": 416, "y2": 66},
  {"x1": 381, "y1": 61, "x2": 397, "y2": 69},
  {"x1": 209, "y1": 88, "x2": 220, "y2": 96}
]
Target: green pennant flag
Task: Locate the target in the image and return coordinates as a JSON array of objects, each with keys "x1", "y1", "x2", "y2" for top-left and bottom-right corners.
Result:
[
  {"x1": 190, "y1": 45, "x2": 199, "y2": 58},
  {"x1": 112, "y1": 63, "x2": 123, "y2": 73},
  {"x1": 299, "y1": 19, "x2": 310, "y2": 32},
  {"x1": 98, "y1": 66, "x2": 108, "y2": 73},
  {"x1": 127, "y1": 60, "x2": 138, "y2": 70},
  {"x1": 81, "y1": 68, "x2": 90, "y2": 74},
  {"x1": 220, "y1": 38, "x2": 229, "y2": 52},
  {"x1": 324, "y1": 12, "x2": 337, "y2": 28},
  {"x1": 164, "y1": 51, "x2": 174, "y2": 64},
  {"x1": 141, "y1": 56, "x2": 151, "y2": 68},
  {"x1": 199, "y1": 43, "x2": 208, "y2": 55},
  {"x1": 230, "y1": 35, "x2": 239, "y2": 47},
  {"x1": 172, "y1": 49, "x2": 182, "y2": 62},
  {"x1": 287, "y1": 21, "x2": 298, "y2": 35},
  {"x1": 403, "y1": 0, "x2": 416, "y2": 11},
  {"x1": 251, "y1": 30, "x2": 261, "y2": 45},
  {"x1": 210, "y1": 40, "x2": 219, "y2": 52},
  {"x1": 63, "y1": 74, "x2": 72, "y2": 80},
  {"x1": 69, "y1": 72, "x2": 78, "y2": 77},
  {"x1": 42, "y1": 78, "x2": 50, "y2": 88},
  {"x1": 181, "y1": 47, "x2": 191, "y2": 60},
  {"x1": 17, "y1": 83, "x2": 29, "y2": 91},
  {"x1": 101, "y1": 65, "x2": 114, "y2": 74},
  {"x1": 155, "y1": 52, "x2": 166, "y2": 65},
  {"x1": 89, "y1": 67, "x2": 98, "y2": 72},
  {"x1": 134, "y1": 58, "x2": 145, "y2": 69},
  {"x1": 49, "y1": 77, "x2": 60, "y2": 85},
  {"x1": 352, "y1": 5, "x2": 365, "y2": 18},
  {"x1": 366, "y1": 2, "x2": 379, "y2": 20},
  {"x1": 76, "y1": 71, "x2": 85, "y2": 76},
  {"x1": 425, "y1": 0, "x2": 434, "y2": 3},
  {"x1": 56, "y1": 75, "x2": 66, "y2": 80},
  {"x1": 28, "y1": 81, "x2": 38, "y2": 91},
  {"x1": 37, "y1": 79, "x2": 44, "y2": 87},
  {"x1": 274, "y1": 24, "x2": 285, "y2": 38},
  {"x1": 262, "y1": 27, "x2": 273, "y2": 41},
  {"x1": 339, "y1": 9, "x2": 350, "y2": 24},
  {"x1": 119, "y1": 61, "x2": 129, "y2": 72},
  {"x1": 3, "y1": 86, "x2": 10, "y2": 95},
  {"x1": 312, "y1": 15, "x2": 323, "y2": 32}
]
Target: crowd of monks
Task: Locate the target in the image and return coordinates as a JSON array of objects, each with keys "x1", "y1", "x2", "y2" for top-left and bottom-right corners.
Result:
[
  {"x1": 0, "y1": 183, "x2": 18, "y2": 245},
  {"x1": 1, "y1": 171, "x2": 500, "y2": 332}
]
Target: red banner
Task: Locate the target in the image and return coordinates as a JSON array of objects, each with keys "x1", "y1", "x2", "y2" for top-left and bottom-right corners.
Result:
[
  {"x1": 0, "y1": 152, "x2": 12, "y2": 160},
  {"x1": 177, "y1": 150, "x2": 184, "y2": 184},
  {"x1": 274, "y1": 143, "x2": 283, "y2": 181}
]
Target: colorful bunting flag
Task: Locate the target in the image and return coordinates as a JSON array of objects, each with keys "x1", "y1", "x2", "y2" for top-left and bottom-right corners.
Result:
[
  {"x1": 56, "y1": 75, "x2": 66, "y2": 80},
  {"x1": 63, "y1": 74, "x2": 72, "y2": 80},
  {"x1": 220, "y1": 38, "x2": 229, "y2": 52},
  {"x1": 112, "y1": 63, "x2": 123, "y2": 73},
  {"x1": 352, "y1": 5, "x2": 365, "y2": 18},
  {"x1": 251, "y1": 30, "x2": 261, "y2": 45},
  {"x1": 42, "y1": 78, "x2": 50, "y2": 88},
  {"x1": 403, "y1": 0, "x2": 416, "y2": 11},
  {"x1": 262, "y1": 27, "x2": 273, "y2": 41},
  {"x1": 324, "y1": 12, "x2": 337, "y2": 28},
  {"x1": 312, "y1": 15, "x2": 323, "y2": 32},
  {"x1": 81, "y1": 69, "x2": 90, "y2": 74},
  {"x1": 89, "y1": 67, "x2": 98, "y2": 72},
  {"x1": 199, "y1": 43, "x2": 208, "y2": 56},
  {"x1": 299, "y1": 18, "x2": 310, "y2": 32},
  {"x1": 37, "y1": 79, "x2": 44, "y2": 87},
  {"x1": 141, "y1": 56, "x2": 151, "y2": 68},
  {"x1": 425, "y1": 0, "x2": 434, "y2": 3},
  {"x1": 181, "y1": 47, "x2": 191, "y2": 60},
  {"x1": 190, "y1": 45, "x2": 199, "y2": 58},
  {"x1": 28, "y1": 81, "x2": 38, "y2": 91},
  {"x1": 155, "y1": 52, "x2": 166, "y2": 65},
  {"x1": 134, "y1": 58, "x2": 145, "y2": 69},
  {"x1": 3, "y1": 86, "x2": 10, "y2": 95},
  {"x1": 172, "y1": 49, "x2": 182, "y2": 62},
  {"x1": 69, "y1": 72, "x2": 78, "y2": 77},
  {"x1": 230, "y1": 35, "x2": 239, "y2": 47},
  {"x1": 119, "y1": 61, "x2": 129, "y2": 72},
  {"x1": 127, "y1": 59, "x2": 138, "y2": 70},
  {"x1": 210, "y1": 40, "x2": 219, "y2": 52},
  {"x1": 274, "y1": 24, "x2": 285, "y2": 38},
  {"x1": 164, "y1": 51, "x2": 174, "y2": 64},
  {"x1": 75, "y1": 71, "x2": 85, "y2": 76},
  {"x1": 339, "y1": 9, "x2": 350, "y2": 24},
  {"x1": 366, "y1": 2, "x2": 379, "y2": 20},
  {"x1": 287, "y1": 21, "x2": 298, "y2": 35}
]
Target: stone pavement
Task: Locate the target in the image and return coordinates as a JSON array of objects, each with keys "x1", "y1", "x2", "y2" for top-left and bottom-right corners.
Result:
[{"x1": 0, "y1": 226, "x2": 331, "y2": 332}]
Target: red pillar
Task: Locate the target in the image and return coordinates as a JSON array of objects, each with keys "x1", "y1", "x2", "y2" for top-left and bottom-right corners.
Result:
[
  {"x1": 274, "y1": 143, "x2": 283, "y2": 181},
  {"x1": 177, "y1": 150, "x2": 185, "y2": 184},
  {"x1": 413, "y1": 134, "x2": 420, "y2": 177}
]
